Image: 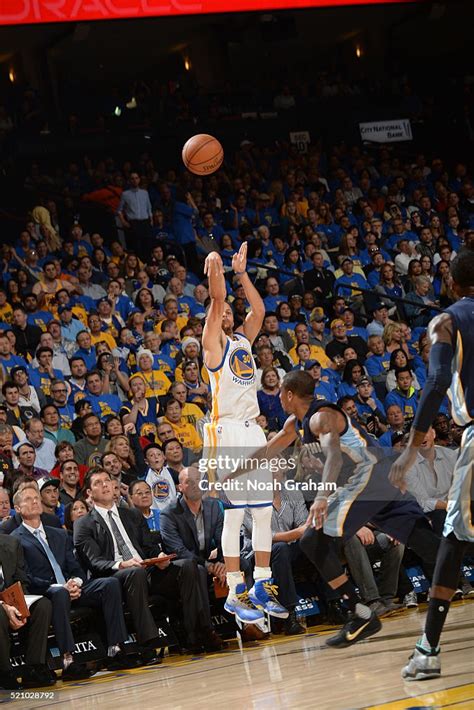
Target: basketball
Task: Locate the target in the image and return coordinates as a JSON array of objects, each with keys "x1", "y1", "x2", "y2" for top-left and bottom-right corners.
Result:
[{"x1": 182, "y1": 134, "x2": 224, "y2": 175}]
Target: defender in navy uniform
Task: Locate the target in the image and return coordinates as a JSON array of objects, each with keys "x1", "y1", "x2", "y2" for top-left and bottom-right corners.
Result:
[
  {"x1": 237, "y1": 370, "x2": 440, "y2": 648},
  {"x1": 390, "y1": 249, "x2": 474, "y2": 681}
]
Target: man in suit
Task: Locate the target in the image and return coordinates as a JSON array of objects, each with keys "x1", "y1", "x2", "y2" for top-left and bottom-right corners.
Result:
[
  {"x1": 0, "y1": 534, "x2": 54, "y2": 690},
  {"x1": 0, "y1": 480, "x2": 62, "y2": 534},
  {"x1": 12, "y1": 485, "x2": 130, "y2": 680},
  {"x1": 74, "y1": 468, "x2": 223, "y2": 653},
  {"x1": 160, "y1": 467, "x2": 226, "y2": 584}
]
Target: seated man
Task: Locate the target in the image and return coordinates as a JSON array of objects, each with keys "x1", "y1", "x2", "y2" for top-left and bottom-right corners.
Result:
[
  {"x1": 0, "y1": 534, "x2": 54, "y2": 690},
  {"x1": 12, "y1": 485, "x2": 130, "y2": 679},
  {"x1": 74, "y1": 468, "x2": 222, "y2": 654},
  {"x1": 242, "y1": 470, "x2": 308, "y2": 635},
  {"x1": 129, "y1": 480, "x2": 161, "y2": 533},
  {"x1": 160, "y1": 467, "x2": 228, "y2": 602},
  {"x1": 342, "y1": 526, "x2": 405, "y2": 617}
]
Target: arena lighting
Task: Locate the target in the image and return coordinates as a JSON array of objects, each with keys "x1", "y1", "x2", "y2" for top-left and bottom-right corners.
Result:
[
  {"x1": 355, "y1": 45, "x2": 362, "y2": 58},
  {"x1": 0, "y1": 1, "x2": 423, "y2": 27},
  {"x1": 8, "y1": 67, "x2": 16, "y2": 83},
  {"x1": 126, "y1": 97, "x2": 137, "y2": 109},
  {"x1": 184, "y1": 57, "x2": 191, "y2": 72}
]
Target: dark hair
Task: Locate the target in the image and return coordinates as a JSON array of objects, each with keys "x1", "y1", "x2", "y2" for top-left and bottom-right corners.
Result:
[
  {"x1": 451, "y1": 249, "x2": 474, "y2": 289},
  {"x1": 337, "y1": 395, "x2": 355, "y2": 408},
  {"x1": 74, "y1": 398, "x2": 91, "y2": 415},
  {"x1": 54, "y1": 440, "x2": 74, "y2": 458},
  {"x1": 342, "y1": 359, "x2": 364, "y2": 384},
  {"x1": 40, "y1": 403, "x2": 59, "y2": 417},
  {"x1": 86, "y1": 369, "x2": 102, "y2": 382},
  {"x1": 395, "y1": 366, "x2": 413, "y2": 379},
  {"x1": 81, "y1": 412, "x2": 101, "y2": 430},
  {"x1": 129, "y1": 479, "x2": 151, "y2": 495},
  {"x1": 69, "y1": 355, "x2": 86, "y2": 367},
  {"x1": 144, "y1": 443, "x2": 163, "y2": 456},
  {"x1": 63, "y1": 497, "x2": 89, "y2": 532},
  {"x1": 59, "y1": 458, "x2": 79, "y2": 473},
  {"x1": 281, "y1": 370, "x2": 314, "y2": 398},
  {"x1": 165, "y1": 398, "x2": 182, "y2": 410},
  {"x1": 83, "y1": 467, "x2": 111, "y2": 492},
  {"x1": 162, "y1": 437, "x2": 183, "y2": 454},
  {"x1": 1, "y1": 381, "x2": 18, "y2": 396},
  {"x1": 389, "y1": 348, "x2": 410, "y2": 370}
]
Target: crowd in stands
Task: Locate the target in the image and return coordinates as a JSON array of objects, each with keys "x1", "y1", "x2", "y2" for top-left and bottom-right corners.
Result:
[{"x1": 0, "y1": 133, "x2": 473, "y2": 689}]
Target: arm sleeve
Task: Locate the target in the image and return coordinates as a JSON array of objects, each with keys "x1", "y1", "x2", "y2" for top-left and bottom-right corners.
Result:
[{"x1": 412, "y1": 341, "x2": 454, "y2": 434}]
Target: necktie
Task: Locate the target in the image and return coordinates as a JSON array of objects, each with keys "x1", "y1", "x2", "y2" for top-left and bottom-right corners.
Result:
[
  {"x1": 0, "y1": 566, "x2": 5, "y2": 592},
  {"x1": 33, "y1": 529, "x2": 66, "y2": 585},
  {"x1": 107, "y1": 510, "x2": 134, "y2": 561}
]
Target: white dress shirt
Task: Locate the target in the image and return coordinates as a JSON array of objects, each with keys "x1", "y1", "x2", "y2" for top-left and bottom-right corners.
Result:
[
  {"x1": 94, "y1": 504, "x2": 142, "y2": 569},
  {"x1": 406, "y1": 446, "x2": 458, "y2": 512},
  {"x1": 22, "y1": 521, "x2": 82, "y2": 587}
]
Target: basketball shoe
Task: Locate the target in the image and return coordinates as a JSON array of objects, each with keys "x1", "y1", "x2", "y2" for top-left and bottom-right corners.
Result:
[
  {"x1": 249, "y1": 579, "x2": 289, "y2": 619},
  {"x1": 401, "y1": 645, "x2": 441, "y2": 681},
  {"x1": 325, "y1": 610, "x2": 381, "y2": 648},
  {"x1": 224, "y1": 583, "x2": 264, "y2": 624}
]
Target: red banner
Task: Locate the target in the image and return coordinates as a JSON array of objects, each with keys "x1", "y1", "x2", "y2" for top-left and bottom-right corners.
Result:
[{"x1": 0, "y1": 0, "x2": 420, "y2": 27}]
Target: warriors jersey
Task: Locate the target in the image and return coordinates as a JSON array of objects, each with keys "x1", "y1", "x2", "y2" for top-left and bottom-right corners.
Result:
[{"x1": 206, "y1": 333, "x2": 259, "y2": 422}]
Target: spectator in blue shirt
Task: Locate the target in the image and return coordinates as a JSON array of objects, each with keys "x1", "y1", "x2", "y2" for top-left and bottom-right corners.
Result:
[
  {"x1": 28, "y1": 347, "x2": 64, "y2": 398},
  {"x1": 263, "y1": 276, "x2": 287, "y2": 312},
  {"x1": 384, "y1": 367, "x2": 418, "y2": 425},
  {"x1": 342, "y1": 308, "x2": 367, "y2": 340},
  {"x1": 337, "y1": 359, "x2": 365, "y2": 399},
  {"x1": 354, "y1": 376, "x2": 386, "y2": 421},
  {"x1": 85, "y1": 370, "x2": 122, "y2": 422},
  {"x1": 256, "y1": 193, "x2": 279, "y2": 228},
  {"x1": 305, "y1": 360, "x2": 337, "y2": 402},
  {"x1": 334, "y1": 258, "x2": 368, "y2": 299},
  {"x1": 74, "y1": 330, "x2": 97, "y2": 371},
  {"x1": 0, "y1": 331, "x2": 28, "y2": 375}
]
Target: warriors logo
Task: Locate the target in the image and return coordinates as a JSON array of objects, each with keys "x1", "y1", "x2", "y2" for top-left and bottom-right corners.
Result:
[{"x1": 229, "y1": 348, "x2": 255, "y2": 381}]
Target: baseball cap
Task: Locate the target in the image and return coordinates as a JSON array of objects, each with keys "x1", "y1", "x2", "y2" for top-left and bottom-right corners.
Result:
[
  {"x1": 310, "y1": 307, "x2": 327, "y2": 323},
  {"x1": 258, "y1": 193, "x2": 270, "y2": 201},
  {"x1": 372, "y1": 302, "x2": 388, "y2": 312},
  {"x1": 37, "y1": 477, "x2": 60, "y2": 493},
  {"x1": 58, "y1": 304, "x2": 72, "y2": 315},
  {"x1": 304, "y1": 360, "x2": 321, "y2": 371},
  {"x1": 97, "y1": 296, "x2": 112, "y2": 306},
  {"x1": 357, "y1": 376, "x2": 371, "y2": 387}
]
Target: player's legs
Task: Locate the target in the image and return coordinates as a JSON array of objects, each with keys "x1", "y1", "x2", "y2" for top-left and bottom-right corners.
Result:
[
  {"x1": 402, "y1": 533, "x2": 468, "y2": 681},
  {"x1": 221, "y1": 505, "x2": 265, "y2": 624},
  {"x1": 248, "y1": 504, "x2": 288, "y2": 618},
  {"x1": 402, "y1": 430, "x2": 473, "y2": 681},
  {"x1": 300, "y1": 526, "x2": 381, "y2": 647}
]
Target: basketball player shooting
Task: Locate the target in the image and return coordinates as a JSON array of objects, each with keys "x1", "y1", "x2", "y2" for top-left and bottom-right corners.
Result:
[
  {"x1": 389, "y1": 249, "x2": 474, "y2": 681},
  {"x1": 201, "y1": 244, "x2": 288, "y2": 624}
]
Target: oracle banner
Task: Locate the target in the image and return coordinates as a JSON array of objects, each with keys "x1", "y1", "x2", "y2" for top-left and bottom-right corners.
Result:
[{"x1": 0, "y1": 0, "x2": 420, "y2": 27}]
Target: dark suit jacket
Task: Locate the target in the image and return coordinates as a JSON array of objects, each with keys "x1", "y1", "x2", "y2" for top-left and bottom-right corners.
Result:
[
  {"x1": 159, "y1": 496, "x2": 224, "y2": 565},
  {"x1": 73, "y1": 506, "x2": 161, "y2": 577},
  {"x1": 12, "y1": 524, "x2": 86, "y2": 594},
  {"x1": 0, "y1": 534, "x2": 29, "y2": 592},
  {"x1": 0, "y1": 512, "x2": 62, "y2": 535}
]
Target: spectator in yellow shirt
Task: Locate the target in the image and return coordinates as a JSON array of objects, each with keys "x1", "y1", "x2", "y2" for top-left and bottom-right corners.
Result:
[
  {"x1": 136, "y1": 348, "x2": 172, "y2": 398},
  {"x1": 288, "y1": 322, "x2": 331, "y2": 368},
  {"x1": 162, "y1": 398, "x2": 202, "y2": 453},
  {"x1": 88, "y1": 313, "x2": 117, "y2": 350}
]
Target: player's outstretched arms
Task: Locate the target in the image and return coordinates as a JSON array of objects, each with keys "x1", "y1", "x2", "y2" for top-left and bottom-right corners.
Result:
[
  {"x1": 203, "y1": 252, "x2": 227, "y2": 369},
  {"x1": 233, "y1": 242, "x2": 265, "y2": 344}
]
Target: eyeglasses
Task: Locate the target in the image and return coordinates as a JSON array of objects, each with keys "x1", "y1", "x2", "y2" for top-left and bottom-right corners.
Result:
[
  {"x1": 132, "y1": 490, "x2": 150, "y2": 496},
  {"x1": 52, "y1": 389, "x2": 67, "y2": 394}
]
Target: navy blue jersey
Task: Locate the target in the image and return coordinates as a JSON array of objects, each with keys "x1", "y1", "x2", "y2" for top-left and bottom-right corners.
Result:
[{"x1": 446, "y1": 297, "x2": 474, "y2": 425}]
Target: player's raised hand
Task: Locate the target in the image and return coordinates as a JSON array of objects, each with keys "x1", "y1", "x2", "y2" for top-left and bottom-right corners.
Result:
[
  {"x1": 204, "y1": 251, "x2": 224, "y2": 277},
  {"x1": 389, "y1": 446, "x2": 418, "y2": 493},
  {"x1": 232, "y1": 241, "x2": 248, "y2": 274}
]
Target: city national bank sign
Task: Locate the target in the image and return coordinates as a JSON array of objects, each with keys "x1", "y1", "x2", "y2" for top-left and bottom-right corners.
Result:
[{"x1": 0, "y1": 1, "x2": 421, "y2": 26}]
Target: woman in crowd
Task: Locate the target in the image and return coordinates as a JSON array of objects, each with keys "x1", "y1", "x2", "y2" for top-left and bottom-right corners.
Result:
[
  {"x1": 385, "y1": 348, "x2": 422, "y2": 392},
  {"x1": 134, "y1": 287, "x2": 161, "y2": 328},
  {"x1": 257, "y1": 367, "x2": 286, "y2": 431},
  {"x1": 337, "y1": 359, "x2": 365, "y2": 399},
  {"x1": 375, "y1": 262, "x2": 405, "y2": 316},
  {"x1": 105, "y1": 434, "x2": 147, "y2": 484},
  {"x1": 383, "y1": 322, "x2": 410, "y2": 357},
  {"x1": 64, "y1": 498, "x2": 90, "y2": 534}
]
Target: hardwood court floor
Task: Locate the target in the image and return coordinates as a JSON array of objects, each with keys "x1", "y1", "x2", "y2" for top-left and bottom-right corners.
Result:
[{"x1": 3, "y1": 601, "x2": 473, "y2": 710}]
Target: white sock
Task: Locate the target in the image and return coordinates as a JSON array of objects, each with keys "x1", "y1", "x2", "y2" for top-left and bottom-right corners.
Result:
[
  {"x1": 254, "y1": 566, "x2": 272, "y2": 582},
  {"x1": 355, "y1": 602, "x2": 371, "y2": 620},
  {"x1": 63, "y1": 653, "x2": 73, "y2": 669},
  {"x1": 107, "y1": 644, "x2": 121, "y2": 658},
  {"x1": 226, "y1": 571, "x2": 245, "y2": 594}
]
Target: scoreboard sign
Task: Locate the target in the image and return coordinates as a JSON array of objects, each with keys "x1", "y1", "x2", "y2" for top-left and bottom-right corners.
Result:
[{"x1": 0, "y1": 1, "x2": 421, "y2": 27}]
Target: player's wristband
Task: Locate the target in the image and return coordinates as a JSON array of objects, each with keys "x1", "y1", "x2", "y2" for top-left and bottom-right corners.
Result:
[{"x1": 235, "y1": 271, "x2": 246, "y2": 276}]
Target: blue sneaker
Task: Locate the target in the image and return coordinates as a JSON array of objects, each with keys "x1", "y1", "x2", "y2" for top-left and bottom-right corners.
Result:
[
  {"x1": 224, "y1": 583, "x2": 264, "y2": 624},
  {"x1": 249, "y1": 579, "x2": 289, "y2": 619}
]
